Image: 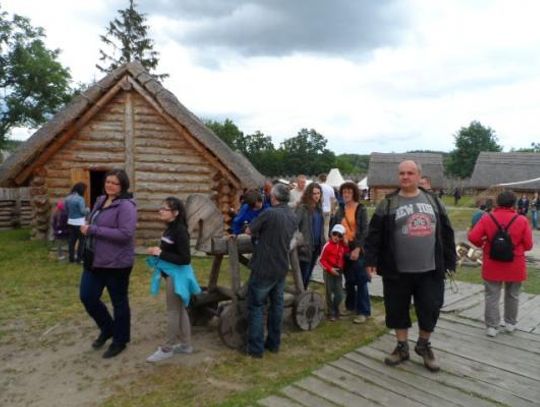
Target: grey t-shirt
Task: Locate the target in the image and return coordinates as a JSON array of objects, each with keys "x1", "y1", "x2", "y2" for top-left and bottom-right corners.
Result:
[{"x1": 393, "y1": 193, "x2": 437, "y2": 273}]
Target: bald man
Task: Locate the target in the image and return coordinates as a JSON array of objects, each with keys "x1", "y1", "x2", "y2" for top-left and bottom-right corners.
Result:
[{"x1": 365, "y1": 160, "x2": 456, "y2": 372}]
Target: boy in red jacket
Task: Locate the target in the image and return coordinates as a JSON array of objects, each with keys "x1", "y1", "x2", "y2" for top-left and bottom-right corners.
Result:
[{"x1": 320, "y1": 224, "x2": 350, "y2": 321}]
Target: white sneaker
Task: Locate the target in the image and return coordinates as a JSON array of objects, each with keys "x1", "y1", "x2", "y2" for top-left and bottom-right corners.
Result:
[
  {"x1": 173, "y1": 343, "x2": 193, "y2": 354},
  {"x1": 505, "y1": 323, "x2": 516, "y2": 333},
  {"x1": 486, "y1": 327, "x2": 497, "y2": 337},
  {"x1": 146, "y1": 346, "x2": 174, "y2": 362}
]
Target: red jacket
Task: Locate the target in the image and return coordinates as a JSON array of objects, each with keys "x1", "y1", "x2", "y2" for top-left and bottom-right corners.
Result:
[
  {"x1": 468, "y1": 207, "x2": 533, "y2": 282},
  {"x1": 319, "y1": 240, "x2": 350, "y2": 274}
]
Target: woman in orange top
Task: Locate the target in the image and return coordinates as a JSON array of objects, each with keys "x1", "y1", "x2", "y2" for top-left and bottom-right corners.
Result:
[{"x1": 331, "y1": 182, "x2": 369, "y2": 323}]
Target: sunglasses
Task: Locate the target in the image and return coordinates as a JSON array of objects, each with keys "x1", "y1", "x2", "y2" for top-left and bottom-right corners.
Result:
[{"x1": 331, "y1": 232, "x2": 344, "y2": 238}]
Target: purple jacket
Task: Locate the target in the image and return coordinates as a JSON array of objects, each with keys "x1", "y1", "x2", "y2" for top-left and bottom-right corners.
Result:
[{"x1": 87, "y1": 195, "x2": 137, "y2": 268}]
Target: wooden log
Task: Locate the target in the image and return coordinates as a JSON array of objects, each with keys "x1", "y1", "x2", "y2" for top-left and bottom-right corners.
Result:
[
  {"x1": 134, "y1": 138, "x2": 190, "y2": 149},
  {"x1": 135, "y1": 153, "x2": 206, "y2": 165},
  {"x1": 135, "y1": 162, "x2": 212, "y2": 175},
  {"x1": 210, "y1": 236, "x2": 253, "y2": 255},
  {"x1": 135, "y1": 172, "x2": 212, "y2": 183},
  {"x1": 125, "y1": 91, "x2": 135, "y2": 189}
]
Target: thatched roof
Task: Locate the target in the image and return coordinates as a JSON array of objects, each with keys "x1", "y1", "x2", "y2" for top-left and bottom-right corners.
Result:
[
  {"x1": 367, "y1": 152, "x2": 444, "y2": 188},
  {"x1": 0, "y1": 61, "x2": 264, "y2": 188},
  {"x1": 470, "y1": 152, "x2": 540, "y2": 191}
]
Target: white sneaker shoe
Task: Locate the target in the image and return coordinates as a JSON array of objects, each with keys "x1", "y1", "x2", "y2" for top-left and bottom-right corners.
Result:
[
  {"x1": 505, "y1": 323, "x2": 516, "y2": 333},
  {"x1": 173, "y1": 343, "x2": 193, "y2": 354},
  {"x1": 146, "y1": 346, "x2": 174, "y2": 362},
  {"x1": 486, "y1": 327, "x2": 497, "y2": 337}
]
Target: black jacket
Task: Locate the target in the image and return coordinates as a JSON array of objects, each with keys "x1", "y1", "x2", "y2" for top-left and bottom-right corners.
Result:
[
  {"x1": 364, "y1": 188, "x2": 456, "y2": 279},
  {"x1": 159, "y1": 222, "x2": 191, "y2": 265},
  {"x1": 331, "y1": 202, "x2": 368, "y2": 250}
]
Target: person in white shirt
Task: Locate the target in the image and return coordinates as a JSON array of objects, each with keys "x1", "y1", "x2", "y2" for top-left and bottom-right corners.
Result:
[
  {"x1": 318, "y1": 173, "x2": 336, "y2": 238},
  {"x1": 288, "y1": 175, "x2": 307, "y2": 208}
]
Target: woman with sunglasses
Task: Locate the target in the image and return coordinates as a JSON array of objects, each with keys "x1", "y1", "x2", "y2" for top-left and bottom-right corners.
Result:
[
  {"x1": 79, "y1": 169, "x2": 137, "y2": 358},
  {"x1": 331, "y1": 181, "x2": 370, "y2": 324},
  {"x1": 146, "y1": 197, "x2": 201, "y2": 362},
  {"x1": 295, "y1": 182, "x2": 326, "y2": 289}
]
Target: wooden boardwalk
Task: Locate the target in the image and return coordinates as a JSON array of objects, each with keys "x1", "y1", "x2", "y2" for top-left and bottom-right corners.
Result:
[{"x1": 258, "y1": 279, "x2": 540, "y2": 406}]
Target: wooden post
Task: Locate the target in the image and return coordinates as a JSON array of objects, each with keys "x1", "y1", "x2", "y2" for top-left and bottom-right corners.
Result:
[
  {"x1": 13, "y1": 187, "x2": 21, "y2": 228},
  {"x1": 124, "y1": 91, "x2": 135, "y2": 188},
  {"x1": 227, "y1": 236, "x2": 241, "y2": 296},
  {"x1": 208, "y1": 254, "x2": 223, "y2": 291},
  {"x1": 290, "y1": 249, "x2": 304, "y2": 294}
]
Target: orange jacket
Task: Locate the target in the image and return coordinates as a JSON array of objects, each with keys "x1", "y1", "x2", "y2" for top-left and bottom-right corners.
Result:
[{"x1": 468, "y1": 208, "x2": 533, "y2": 282}]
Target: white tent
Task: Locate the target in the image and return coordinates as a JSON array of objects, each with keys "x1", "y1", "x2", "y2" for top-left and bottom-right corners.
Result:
[
  {"x1": 326, "y1": 168, "x2": 345, "y2": 187},
  {"x1": 357, "y1": 176, "x2": 368, "y2": 190}
]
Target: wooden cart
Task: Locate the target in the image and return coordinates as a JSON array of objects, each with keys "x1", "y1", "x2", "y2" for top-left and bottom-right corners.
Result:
[{"x1": 185, "y1": 194, "x2": 324, "y2": 349}]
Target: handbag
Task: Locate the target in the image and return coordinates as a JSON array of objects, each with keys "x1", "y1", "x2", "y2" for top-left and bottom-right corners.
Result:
[{"x1": 81, "y1": 236, "x2": 95, "y2": 270}]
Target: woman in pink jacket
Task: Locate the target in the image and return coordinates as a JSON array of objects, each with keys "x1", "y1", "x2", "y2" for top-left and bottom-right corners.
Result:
[{"x1": 468, "y1": 190, "x2": 533, "y2": 337}]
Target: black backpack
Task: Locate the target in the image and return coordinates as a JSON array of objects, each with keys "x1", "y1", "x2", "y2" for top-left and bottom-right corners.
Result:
[{"x1": 487, "y1": 213, "x2": 518, "y2": 262}]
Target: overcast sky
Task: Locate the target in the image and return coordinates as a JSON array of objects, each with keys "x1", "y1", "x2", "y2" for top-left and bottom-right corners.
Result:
[{"x1": 3, "y1": 0, "x2": 540, "y2": 154}]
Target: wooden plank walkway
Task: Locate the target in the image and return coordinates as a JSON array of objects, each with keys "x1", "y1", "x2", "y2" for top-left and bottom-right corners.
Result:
[
  {"x1": 258, "y1": 315, "x2": 540, "y2": 407},
  {"x1": 368, "y1": 276, "x2": 540, "y2": 334}
]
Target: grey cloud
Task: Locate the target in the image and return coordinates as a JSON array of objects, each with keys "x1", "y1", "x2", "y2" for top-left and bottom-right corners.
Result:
[{"x1": 140, "y1": 0, "x2": 409, "y2": 57}]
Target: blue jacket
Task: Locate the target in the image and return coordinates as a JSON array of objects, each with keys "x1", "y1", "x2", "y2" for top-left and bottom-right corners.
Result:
[
  {"x1": 147, "y1": 256, "x2": 201, "y2": 306},
  {"x1": 232, "y1": 203, "x2": 263, "y2": 234},
  {"x1": 65, "y1": 193, "x2": 88, "y2": 219}
]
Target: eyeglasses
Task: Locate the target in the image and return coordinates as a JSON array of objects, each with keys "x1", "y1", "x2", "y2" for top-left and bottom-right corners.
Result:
[
  {"x1": 331, "y1": 232, "x2": 344, "y2": 238},
  {"x1": 159, "y1": 207, "x2": 172, "y2": 212}
]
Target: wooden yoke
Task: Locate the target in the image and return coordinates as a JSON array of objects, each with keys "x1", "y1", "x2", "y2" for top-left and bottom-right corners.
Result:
[{"x1": 185, "y1": 194, "x2": 224, "y2": 253}]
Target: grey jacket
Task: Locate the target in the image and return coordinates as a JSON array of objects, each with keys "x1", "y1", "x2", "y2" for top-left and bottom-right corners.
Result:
[{"x1": 295, "y1": 204, "x2": 325, "y2": 262}]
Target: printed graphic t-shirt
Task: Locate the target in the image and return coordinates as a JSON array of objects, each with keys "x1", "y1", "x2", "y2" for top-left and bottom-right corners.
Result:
[{"x1": 393, "y1": 193, "x2": 437, "y2": 273}]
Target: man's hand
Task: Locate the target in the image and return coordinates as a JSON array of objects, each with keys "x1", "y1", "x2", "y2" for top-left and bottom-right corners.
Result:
[
  {"x1": 367, "y1": 266, "x2": 377, "y2": 277},
  {"x1": 350, "y1": 247, "x2": 361, "y2": 261}
]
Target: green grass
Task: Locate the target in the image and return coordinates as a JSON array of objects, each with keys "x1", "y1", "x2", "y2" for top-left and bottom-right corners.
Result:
[
  {"x1": 454, "y1": 265, "x2": 540, "y2": 295},
  {"x1": 0, "y1": 228, "x2": 386, "y2": 406}
]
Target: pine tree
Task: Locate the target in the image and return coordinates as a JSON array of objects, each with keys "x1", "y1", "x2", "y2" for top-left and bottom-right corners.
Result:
[{"x1": 96, "y1": 0, "x2": 168, "y2": 80}]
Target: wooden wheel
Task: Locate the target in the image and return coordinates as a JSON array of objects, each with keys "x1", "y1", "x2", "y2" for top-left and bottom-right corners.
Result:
[
  {"x1": 217, "y1": 302, "x2": 248, "y2": 349},
  {"x1": 293, "y1": 291, "x2": 323, "y2": 331}
]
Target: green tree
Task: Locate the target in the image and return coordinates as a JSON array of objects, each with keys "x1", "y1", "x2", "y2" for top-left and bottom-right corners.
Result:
[
  {"x1": 205, "y1": 118, "x2": 247, "y2": 152},
  {"x1": 279, "y1": 128, "x2": 336, "y2": 175},
  {"x1": 0, "y1": 8, "x2": 72, "y2": 146},
  {"x1": 512, "y1": 142, "x2": 540, "y2": 153},
  {"x1": 97, "y1": 0, "x2": 168, "y2": 80},
  {"x1": 446, "y1": 121, "x2": 502, "y2": 178}
]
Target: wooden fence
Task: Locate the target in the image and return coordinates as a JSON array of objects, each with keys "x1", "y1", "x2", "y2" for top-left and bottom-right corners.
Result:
[{"x1": 0, "y1": 187, "x2": 32, "y2": 230}]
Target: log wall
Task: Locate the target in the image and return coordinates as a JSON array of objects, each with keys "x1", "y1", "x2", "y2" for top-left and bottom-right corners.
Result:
[
  {"x1": 38, "y1": 87, "x2": 236, "y2": 245},
  {"x1": 0, "y1": 188, "x2": 31, "y2": 230}
]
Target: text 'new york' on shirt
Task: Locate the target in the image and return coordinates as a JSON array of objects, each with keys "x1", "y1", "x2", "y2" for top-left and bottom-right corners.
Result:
[{"x1": 393, "y1": 192, "x2": 437, "y2": 273}]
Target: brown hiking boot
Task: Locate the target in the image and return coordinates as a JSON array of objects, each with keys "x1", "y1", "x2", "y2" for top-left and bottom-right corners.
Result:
[
  {"x1": 384, "y1": 342, "x2": 409, "y2": 366},
  {"x1": 415, "y1": 341, "x2": 440, "y2": 372}
]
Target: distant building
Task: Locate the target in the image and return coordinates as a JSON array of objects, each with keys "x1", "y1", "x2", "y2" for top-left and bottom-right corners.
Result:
[
  {"x1": 470, "y1": 152, "x2": 540, "y2": 193},
  {"x1": 367, "y1": 152, "x2": 444, "y2": 201}
]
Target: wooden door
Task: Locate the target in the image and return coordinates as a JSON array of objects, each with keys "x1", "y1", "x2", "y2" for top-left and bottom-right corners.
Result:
[{"x1": 70, "y1": 168, "x2": 90, "y2": 207}]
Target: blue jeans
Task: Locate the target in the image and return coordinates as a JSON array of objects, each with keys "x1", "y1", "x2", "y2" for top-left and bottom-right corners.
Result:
[
  {"x1": 247, "y1": 275, "x2": 285, "y2": 356},
  {"x1": 80, "y1": 267, "x2": 132, "y2": 345},
  {"x1": 532, "y1": 210, "x2": 538, "y2": 230},
  {"x1": 300, "y1": 244, "x2": 321, "y2": 289},
  {"x1": 344, "y1": 257, "x2": 371, "y2": 316}
]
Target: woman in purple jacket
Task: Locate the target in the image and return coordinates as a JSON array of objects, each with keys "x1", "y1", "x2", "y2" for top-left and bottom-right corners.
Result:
[{"x1": 80, "y1": 169, "x2": 137, "y2": 358}]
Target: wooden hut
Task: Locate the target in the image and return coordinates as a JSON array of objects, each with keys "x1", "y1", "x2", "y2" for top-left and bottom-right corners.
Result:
[
  {"x1": 367, "y1": 152, "x2": 444, "y2": 201},
  {"x1": 470, "y1": 152, "x2": 540, "y2": 194},
  {"x1": 0, "y1": 62, "x2": 264, "y2": 243}
]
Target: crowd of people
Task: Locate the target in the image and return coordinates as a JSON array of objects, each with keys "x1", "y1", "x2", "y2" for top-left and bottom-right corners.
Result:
[{"x1": 49, "y1": 162, "x2": 535, "y2": 372}]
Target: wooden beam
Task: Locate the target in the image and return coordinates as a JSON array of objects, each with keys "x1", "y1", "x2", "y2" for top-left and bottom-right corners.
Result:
[
  {"x1": 126, "y1": 76, "x2": 241, "y2": 190},
  {"x1": 15, "y1": 77, "x2": 130, "y2": 185},
  {"x1": 124, "y1": 91, "x2": 135, "y2": 189}
]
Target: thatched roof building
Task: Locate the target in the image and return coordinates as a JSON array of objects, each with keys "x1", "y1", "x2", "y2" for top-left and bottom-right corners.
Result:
[
  {"x1": 0, "y1": 62, "x2": 264, "y2": 241},
  {"x1": 367, "y1": 152, "x2": 444, "y2": 201},
  {"x1": 470, "y1": 152, "x2": 540, "y2": 192}
]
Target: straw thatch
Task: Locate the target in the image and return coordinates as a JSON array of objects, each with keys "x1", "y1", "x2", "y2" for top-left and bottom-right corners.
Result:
[{"x1": 470, "y1": 152, "x2": 540, "y2": 191}]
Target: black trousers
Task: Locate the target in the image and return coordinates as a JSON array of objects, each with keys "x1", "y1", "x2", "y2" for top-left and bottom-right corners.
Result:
[{"x1": 68, "y1": 225, "x2": 83, "y2": 263}]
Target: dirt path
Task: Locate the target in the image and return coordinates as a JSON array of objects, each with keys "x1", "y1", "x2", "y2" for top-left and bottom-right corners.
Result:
[{"x1": 0, "y1": 302, "x2": 227, "y2": 407}]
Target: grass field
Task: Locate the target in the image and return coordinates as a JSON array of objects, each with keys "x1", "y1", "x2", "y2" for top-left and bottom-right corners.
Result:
[
  {"x1": 0, "y1": 228, "x2": 386, "y2": 406},
  {"x1": 454, "y1": 265, "x2": 540, "y2": 295}
]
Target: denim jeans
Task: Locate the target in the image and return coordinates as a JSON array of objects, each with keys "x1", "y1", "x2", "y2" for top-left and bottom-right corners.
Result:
[
  {"x1": 299, "y1": 244, "x2": 321, "y2": 290},
  {"x1": 532, "y1": 210, "x2": 538, "y2": 230},
  {"x1": 80, "y1": 267, "x2": 132, "y2": 345},
  {"x1": 344, "y1": 257, "x2": 371, "y2": 316},
  {"x1": 247, "y1": 275, "x2": 285, "y2": 356}
]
